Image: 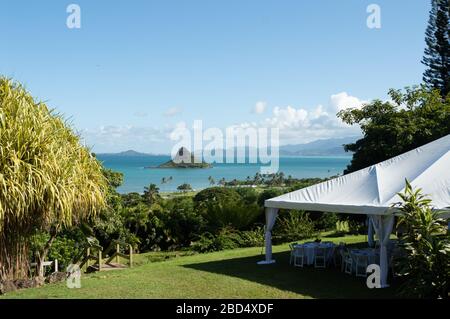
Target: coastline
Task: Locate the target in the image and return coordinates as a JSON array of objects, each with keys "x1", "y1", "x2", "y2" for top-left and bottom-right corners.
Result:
[{"x1": 96, "y1": 154, "x2": 351, "y2": 194}]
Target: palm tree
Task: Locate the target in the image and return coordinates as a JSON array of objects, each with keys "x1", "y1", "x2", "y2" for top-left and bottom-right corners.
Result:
[
  {"x1": 0, "y1": 78, "x2": 107, "y2": 280},
  {"x1": 123, "y1": 204, "x2": 150, "y2": 236},
  {"x1": 253, "y1": 172, "x2": 262, "y2": 185},
  {"x1": 161, "y1": 177, "x2": 166, "y2": 184},
  {"x1": 208, "y1": 176, "x2": 215, "y2": 186},
  {"x1": 287, "y1": 175, "x2": 293, "y2": 185},
  {"x1": 276, "y1": 172, "x2": 285, "y2": 186},
  {"x1": 143, "y1": 183, "x2": 160, "y2": 205}
]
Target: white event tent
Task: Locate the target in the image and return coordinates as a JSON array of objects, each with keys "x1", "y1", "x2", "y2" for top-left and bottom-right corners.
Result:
[{"x1": 261, "y1": 134, "x2": 450, "y2": 288}]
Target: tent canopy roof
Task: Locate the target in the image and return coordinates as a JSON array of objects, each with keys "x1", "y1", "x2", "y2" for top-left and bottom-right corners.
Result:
[{"x1": 265, "y1": 134, "x2": 450, "y2": 216}]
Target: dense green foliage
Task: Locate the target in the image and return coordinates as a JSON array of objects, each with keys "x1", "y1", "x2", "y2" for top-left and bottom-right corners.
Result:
[
  {"x1": 193, "y1": 187, "x2": 241, "y2": 209},
  {"x1": 422, "y1": 0, "x2": 450, "y2": 97},
  {"x1": 36, "y1": 172, "x2": 353, "y2": 260},
  {"x1": 257, "y1": 188, "x2": 284, "y2": 207},
  {"x1": 338, "y1": 86, "x2": 450, "y2": 173},
  {"x1": 30, "y1": 230, "x2": 86, "y2": 274},
  {"x1": 395, "y1": 181, "x2": 450, "y2": 299},
  {"x1": 190, "y1": 226, "x2": 265, "y2": 253},
  {"x1": 314, "y1": 213, "x2": 339, "y2": 231},
  {"x1": 194, "y1": 188, "x2": 261, "y2": 232},
  {"x1": 191, "y1": 228, "x2": 246, "y2": 253},
  {"x1": 273, "y1": 210, "x2": 316, "y2": 243}
]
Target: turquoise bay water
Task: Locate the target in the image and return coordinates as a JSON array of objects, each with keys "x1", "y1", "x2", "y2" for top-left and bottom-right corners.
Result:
[{"x1": 97, "y1": 155, "x2": 351, "y2": 194}]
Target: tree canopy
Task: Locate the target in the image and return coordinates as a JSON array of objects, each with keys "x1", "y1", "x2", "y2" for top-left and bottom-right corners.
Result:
[
  {"x1": 338, "y1": 86, "x2": 450, "y2": 173},
  {"x1": 193, "y1": 187, "x2": 241, "y2": 208}
]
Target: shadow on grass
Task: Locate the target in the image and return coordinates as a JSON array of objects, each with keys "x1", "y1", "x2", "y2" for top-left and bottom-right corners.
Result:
[{"x1": 183, "y1": 243, "x2": 400, "y2": 299}]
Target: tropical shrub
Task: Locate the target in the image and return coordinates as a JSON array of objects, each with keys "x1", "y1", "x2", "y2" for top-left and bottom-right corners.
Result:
[
  {"x1": 140, "y1": 209, "x2": 168, "y2": 251},
  {"x1": 102, "y1": 168, "x2": 124, "y2": 189},
  {"x1": 191, "y1": 227, "x2": 243, "y2": 253},
  {"x1": 121, "y1": 192, "x2": 145, "y2": 207},
  {"x1": 395, "y1": 181, "x2": 450, "y2": 299},
  {"x1": 273, "y1": 210, "x2": 315, "y2": 243},
  {"x1": 193, "y1": 187, "x2": 241, "y2": 210},
  {"x1": 240, "y1": 226, "x2": 265, "y2": 247},
  {"x1": 314, "y1": 212, "x2": 339, "y2": 231},
  {"x1": 257, "y1": 188, "x2": 284, "y2": 207},
  {"x1": 235, "y1": 187, "x2": 258, "y2": 205},
  {"x1": 214, "y1": 228, "x2": 245, "y2": 250},
  {"x1": 347, "y1": 219, "x2": 367, "y2": 235},
  {"x1": 122, "y1": 203, "x2": 150, "y2": 236},
  {"x1": 93, "y1": 207, "x2": 131, "y2": 248},
  {"x1": 159, "y1": 197, "x2": 205, "y2": 249},
  {"x1": 29, "y1": 226, "x2": 88, "y2": 275},
  {"x1": 202, "y1": 201, "x2": 261, "y2": 232},
  {"x1": 191, "y1": 232, "x2": 216, "y2": 253}
]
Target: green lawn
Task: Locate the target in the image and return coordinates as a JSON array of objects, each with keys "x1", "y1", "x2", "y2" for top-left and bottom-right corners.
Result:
[{"x1": 1, "y1": 234, "x2": 399, "y2": 299}]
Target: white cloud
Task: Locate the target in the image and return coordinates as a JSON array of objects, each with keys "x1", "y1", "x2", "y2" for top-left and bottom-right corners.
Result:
[
  {"x1": 329, "y1": 92, "x2": 366, "y2": 113},
  {"x1": 235, "y1": 92, "x2": 366, "y2": 144},
  {"x1": 80, "y1": 125, "x2": 174, "y2": 153},
  {"x1": 164, "y1": 107, "x2": 182, "y2": 117},
  {"x1": 82, "y1": 92, "x2": 367, "y2": 152},
  {"x1": 265, "y1": 106, "x2": 309, "y2": 129},
  {"x1": 252, "y1": 101, "x2": 267, "y2": 114}
]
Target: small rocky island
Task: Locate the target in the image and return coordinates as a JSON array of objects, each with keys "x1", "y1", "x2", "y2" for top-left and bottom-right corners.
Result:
[{"x1": 157, "y1": 147, "x2": 212, "y2": 169}]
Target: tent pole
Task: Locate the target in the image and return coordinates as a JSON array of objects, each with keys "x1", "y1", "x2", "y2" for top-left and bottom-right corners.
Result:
[
  {"x1": 257, "y1": 207, "x2": 278, "y2": 265},
  {"x1": 380, "y1": 243, "x2": 389, "y2": 288},
  {"x1": 368, "y1": 216, "x2": 375, "y2": 247},
  {"x1": 376, "y1": 215, "x2": 394, "y2": 288}
]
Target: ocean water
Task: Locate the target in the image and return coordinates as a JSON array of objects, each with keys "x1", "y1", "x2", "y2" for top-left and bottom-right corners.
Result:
[{"x1": 96, "y1": 154, "x2": 351, "y2": 194}]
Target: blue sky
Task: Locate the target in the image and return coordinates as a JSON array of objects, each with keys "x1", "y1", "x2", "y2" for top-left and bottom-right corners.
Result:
[{"x1": 0, "y1": 0, "x2": 429, "y2": 153}]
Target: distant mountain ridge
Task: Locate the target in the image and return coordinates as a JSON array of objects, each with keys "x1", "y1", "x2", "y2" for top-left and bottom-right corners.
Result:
[
  {"x1": 96, "y1": 150, "x2": 157, "y2": 156},
  {"x1": 279, "y1": 136, "x2": 358, "y2": 156},
  {"x1": 96, "y1": 136, "x2": 359, "y2": 157}
]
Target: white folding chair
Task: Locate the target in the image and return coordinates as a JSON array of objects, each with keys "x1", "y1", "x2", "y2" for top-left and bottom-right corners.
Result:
[
  {"x1": 314, "y1": 247, "x2": 326, "y2": 268},
  {"x1": 293, "y1": 245, "x2": 305, "y2": 267},
  {"x1": 343, "y1": 250, "x2": 353, "y2": 274},
  {"x1": 289, "y1": 243, "x2": 298, "y2": 265},
  {"x1": 334, "y1": 243, "x2": 346, "y2": 267}
]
